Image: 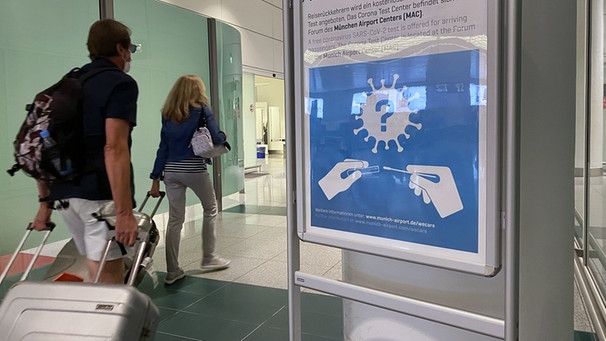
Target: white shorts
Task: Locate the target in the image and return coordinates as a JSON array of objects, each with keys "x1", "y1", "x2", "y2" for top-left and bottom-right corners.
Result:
[{"x1": 59, "y1": 198, "x2": 125, "y2": 262}]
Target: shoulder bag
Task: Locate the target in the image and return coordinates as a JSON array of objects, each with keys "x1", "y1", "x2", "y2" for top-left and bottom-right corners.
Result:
[{"x1": 190, "y1": 108, "x2": 230, "y2": 158}]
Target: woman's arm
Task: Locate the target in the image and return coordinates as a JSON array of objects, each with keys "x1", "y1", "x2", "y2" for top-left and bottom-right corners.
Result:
[{"x1": 150, "y1": 121, "x2": 169, "y2": 179}]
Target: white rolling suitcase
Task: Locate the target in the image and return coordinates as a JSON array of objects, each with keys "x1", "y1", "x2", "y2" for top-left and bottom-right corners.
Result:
[
  {"x1": 0, "y1": 215, "x2": 160, "y2": 340},
  {"x1": 0, "y1": 281, "x2": 158, "y2": 340}
]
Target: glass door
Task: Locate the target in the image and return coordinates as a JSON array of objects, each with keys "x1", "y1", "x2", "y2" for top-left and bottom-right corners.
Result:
[
  {"x1": 577, "y1": 0, "x2": 606, "y2": 300},
  {"x1": 587, "y1": 0, "x2": 606, "y2": 296}
]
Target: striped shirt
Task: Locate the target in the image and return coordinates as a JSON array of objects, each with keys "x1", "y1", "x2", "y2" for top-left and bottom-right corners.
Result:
[{"x1": 164, "y1": 157, "x2": 207, "y2": 174}]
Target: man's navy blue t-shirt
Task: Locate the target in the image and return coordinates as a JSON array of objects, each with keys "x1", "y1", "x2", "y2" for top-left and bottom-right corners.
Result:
[{"x1": 49, "y1": 58, "x2": 138, "y2": 203}]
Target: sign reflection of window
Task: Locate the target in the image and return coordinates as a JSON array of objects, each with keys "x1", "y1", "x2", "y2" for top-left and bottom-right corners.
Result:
[
  {"x1": 351, "y1": 92, "x2": 367, "y2": 115},
  {"x1": 309, "y1": 98, "x2": 324, "y2": 118},
  {"x1": 352, "y1": 86, "x2": 427, "y2": 115},
  {"x1": 469, "y1": 84, "x2": 487, "y2": 106},
  {"x1": 404, "y1": 86, "x2": 426, "y2": 111}
]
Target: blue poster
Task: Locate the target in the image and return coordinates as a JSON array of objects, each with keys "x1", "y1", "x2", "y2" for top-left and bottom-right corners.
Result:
[{"x1": 309, "y1": 49, "x2": 482, "y2": 253}]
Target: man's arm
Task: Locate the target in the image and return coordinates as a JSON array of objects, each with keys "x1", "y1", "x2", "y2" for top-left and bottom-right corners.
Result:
[
  {"x1": 31, "y1": 181, "x2": 52, "y2": 231},
  {"x1": 104, "y1": 117, "x2": 138, "y2": 246}
]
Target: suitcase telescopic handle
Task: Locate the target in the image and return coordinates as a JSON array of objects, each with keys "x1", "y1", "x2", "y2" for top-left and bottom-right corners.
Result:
[
  {"x1": 95, "y1": 234, "x2": 148, "y2": 286},
  {"x1": 26, "y1": 222, "x2": 56, "y2": 231},
  {"x1": 0, "y1": 222, "x2": 56, "y2": 286},
  {"x1": 138, "y1": 191, "x2": 166, "y2": 219}
]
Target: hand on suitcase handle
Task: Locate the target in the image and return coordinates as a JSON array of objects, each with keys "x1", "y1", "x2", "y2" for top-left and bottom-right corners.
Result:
[
  {"x1": 91, "y1": 207, "x2": 139, "y2": 254},
  {"x1": 101, "y1": 219, "x2": 148, "y2": 256},
  {"x1": 147, "y1": 190, "x2": 165, "y2": 199},
  {"x1": 0, "y1": 222, "x2": 56, "y2": 285},
  {"x1": 91, "y1": 193, "x2": 165, "y2": 259},
  {"x1": 27, "y1": 222, "x2": 55, "y2": 232},
  {"x1": 140, "y1": 191, "x2": 165, "y2": 218}
]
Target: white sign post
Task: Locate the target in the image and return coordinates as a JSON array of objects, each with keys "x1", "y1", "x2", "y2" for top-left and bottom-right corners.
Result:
[{"x1": 286, "y1": 0, "x2": 514, "y2": 339}]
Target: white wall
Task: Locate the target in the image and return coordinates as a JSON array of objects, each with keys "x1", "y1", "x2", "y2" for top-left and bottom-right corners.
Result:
[
  {"x1": 255, "y1": 75, "x2": 285, "y2": 153},
  {"x1": 242, "y1": 72, "x2": 257, "y2": 167},
  {"x1": 159, "y1": 0, "x2": 284, "y2": 78}
]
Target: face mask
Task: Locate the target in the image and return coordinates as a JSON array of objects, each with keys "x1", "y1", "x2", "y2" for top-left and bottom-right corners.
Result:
[{"x1": 122, "y1": 58, "x2": 131, "y2": 73}]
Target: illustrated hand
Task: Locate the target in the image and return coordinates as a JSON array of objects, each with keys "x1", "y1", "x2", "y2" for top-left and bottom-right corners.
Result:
[
  {"x1": 318, "y1": 159, "x2": 369, "y2": 200},
  {"x1": 407, "y1": 165, "x2": 463, "y2": 218}
]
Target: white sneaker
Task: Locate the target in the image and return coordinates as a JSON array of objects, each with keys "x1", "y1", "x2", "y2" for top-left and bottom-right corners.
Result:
[
  {"x1": 201, "y1": 256, "x2": 231, "y2": 271},
  {"x1": 164, "y1": 268, "x2": 185, "y2": 285}
]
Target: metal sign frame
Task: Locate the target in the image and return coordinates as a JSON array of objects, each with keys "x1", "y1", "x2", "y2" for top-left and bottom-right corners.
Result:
[
  {"x1": 293, "y1": 0, "x2": 502, "y2": 276},
  {"x1": 286, "y1": 0, "x2": 521, "y2": 339}
]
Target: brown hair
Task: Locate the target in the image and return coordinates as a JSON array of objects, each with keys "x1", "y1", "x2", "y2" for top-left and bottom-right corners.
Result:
[
  {"x1": 161, "y1": 75, "x2": 210, "y2": 123},
  {"x1": 87, "y1": 19, "x2": 131, "y2": 59}
]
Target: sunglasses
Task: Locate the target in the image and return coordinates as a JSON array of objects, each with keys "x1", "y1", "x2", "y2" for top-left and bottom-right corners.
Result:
[{"x1": 129, "y1": 43, "x2": 141, "y2": 53}]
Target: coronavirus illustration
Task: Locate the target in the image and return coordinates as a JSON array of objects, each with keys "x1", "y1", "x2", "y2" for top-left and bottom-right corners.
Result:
[{"x1": 353, "y1": 74, "x2": 421, "y2": 153}]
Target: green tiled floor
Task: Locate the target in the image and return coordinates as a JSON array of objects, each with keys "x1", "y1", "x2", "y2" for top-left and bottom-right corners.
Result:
[
  {"x1": 0, "y1": 266, "x2": 342, "y2": 340},
  {"x1": 139, "y1": 273, "x2": 343, "y2": 341},
  {"x1": 222, "y1": 204, "x2": 287, "y2": 216},
  {"x1": 574, "y1": 331, "x2": 600, "y2": 341}
]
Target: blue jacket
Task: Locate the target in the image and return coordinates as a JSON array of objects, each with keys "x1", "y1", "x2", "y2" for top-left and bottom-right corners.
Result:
[{"x1": 150, "y1": 106, "x2": 226, "y2": 180}]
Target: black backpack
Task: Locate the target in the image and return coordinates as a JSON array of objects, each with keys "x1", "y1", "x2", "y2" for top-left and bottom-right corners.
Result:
[{"x1": 7, "y1": 67, "x2": 114, "y2": 184}]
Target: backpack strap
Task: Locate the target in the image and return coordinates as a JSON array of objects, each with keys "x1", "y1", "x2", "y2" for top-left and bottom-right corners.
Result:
[
  {"x1": 77, "y1": 67, "x2": 120, "y2": 84},
  {"x1": 63, "y1": 66, "x2": 120, "y2": 84}
]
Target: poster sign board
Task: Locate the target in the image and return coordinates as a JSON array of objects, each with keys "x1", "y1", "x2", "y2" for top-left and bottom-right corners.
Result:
[{"x1": 295, "y1": 0, "x2": 501, "y2": 276}]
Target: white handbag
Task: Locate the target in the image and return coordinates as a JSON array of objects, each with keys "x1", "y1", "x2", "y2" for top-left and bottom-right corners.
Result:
[
  {"x1": 190, "y1": 107, "x2": 230, "y2": 158},
  {"x1": 190, "y1": 126, "x2": 229, "y2": 158}
]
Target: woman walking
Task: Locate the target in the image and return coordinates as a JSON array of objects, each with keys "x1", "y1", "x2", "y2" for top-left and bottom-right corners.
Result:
[{"x1": 149, "y1": 74, "x2": 230, "y2": 285}]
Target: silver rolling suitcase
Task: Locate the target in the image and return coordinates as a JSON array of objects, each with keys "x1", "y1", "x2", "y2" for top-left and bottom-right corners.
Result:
[
  {"x1": 0, "y1": 219, "x2": 160, "y2": 340},
  {"x1": 43, "y1": 191, "x2": 165, "y2": 286}
]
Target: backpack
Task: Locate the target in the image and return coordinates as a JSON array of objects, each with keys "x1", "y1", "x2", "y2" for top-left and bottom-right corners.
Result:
[{"x1": 6, "y1": 67, "x2": 114, "y2": 184}]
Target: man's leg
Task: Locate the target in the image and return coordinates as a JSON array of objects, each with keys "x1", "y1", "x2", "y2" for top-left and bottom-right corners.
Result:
[
  {"x1": 87, "y1": 258, "x2": 124, "y2": 284},
  {"x1": 60, "y1": 198, "x2": 126, "y2": 283}
]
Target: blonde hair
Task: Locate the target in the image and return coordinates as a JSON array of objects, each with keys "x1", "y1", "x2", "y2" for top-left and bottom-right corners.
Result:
[{"x1": 161, "y1": 74, "x2": 210, "y2": 123}]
